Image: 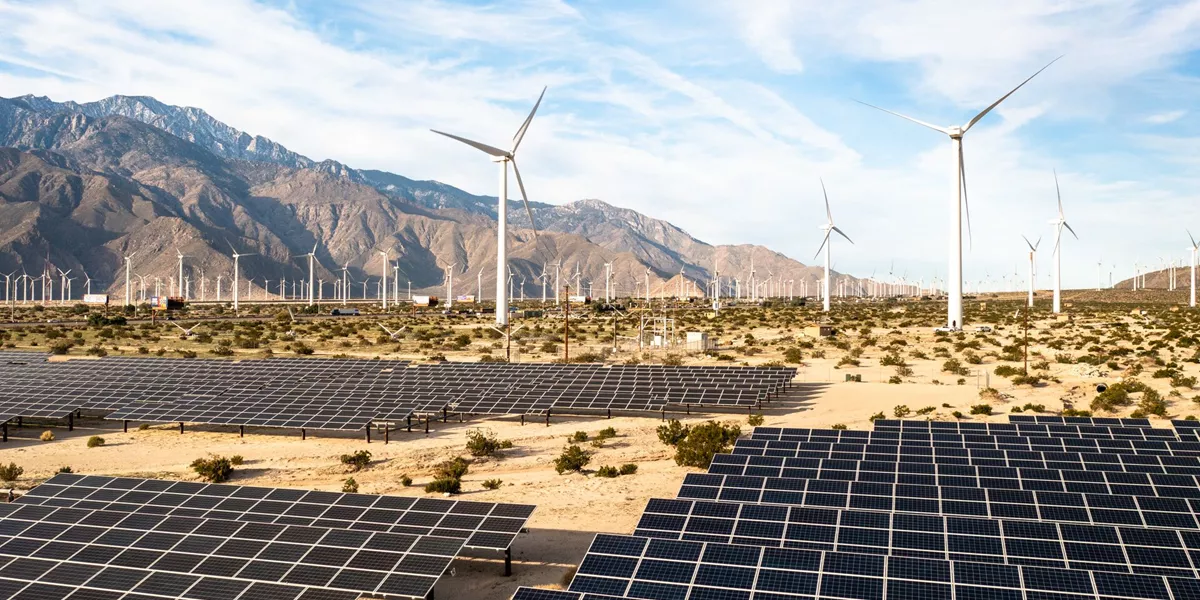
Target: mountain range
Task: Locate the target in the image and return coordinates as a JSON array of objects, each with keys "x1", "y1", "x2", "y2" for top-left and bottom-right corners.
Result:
[{"x1": 0, "y1": 93, "x2": 849, "y2": 301}]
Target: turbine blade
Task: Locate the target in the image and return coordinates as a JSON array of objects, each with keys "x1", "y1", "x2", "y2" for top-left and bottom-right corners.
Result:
[
  {"x1": 430, "y1": 129, "x2": 509, "y2": 157},
  {"x1": 1035, "y1": 236, "x2": 1041, "y2": 250},
  {"x1": 1022, "y1": 234, "x2": 1035, "y2": 251},
  {"x1": 820, "y1": 178, "x2": 832, "y2": 223},
  {"x1": 1064, "y1": 221, "x2": 1079, "y2": 240},
  {"x1": 1054, "y1": 169, "x2": 1063, "y2": 217},
  {"x1": 960, "y1": 144, "x2": 972, "y2": 249},
  {"x1": 510, "y1": 160, "x2": 539, "y2": 246},
  {"x1": 962, "y1": 55, "x2": 1063, "y2": 133},
  {"x1": 813, "y1": 231, "x2": 831, "y2": 260},
  {"x1": 832, "y1": 226, "x2": 854, "y2": 244},
  {"x1": 512, "y1": 86, "x2": 547, "y2": 152},
  {"x1": 1191, "y1": 229, "x2": 1198, "y2": 249},
  {"x1": 854, "y1": 100, "x2": 949, "y2": 134}
]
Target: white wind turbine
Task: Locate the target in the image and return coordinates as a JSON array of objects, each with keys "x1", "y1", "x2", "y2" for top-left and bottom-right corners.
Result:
[
  {"x1": 445, "y1": 264, "x2": 457, "y2": 309},
  {"x1": 1188, "y1": 231, "x2": 1198, "y2": 308},
  {"x1": 814, "y1": 180, "x2": 853, "y2": 313},
  {"x1": 300, "y1": 243, "x2": 318, "y2": 306},
  {"x1": 1049, "y1": 170, "x2": 1078, "y2": 314},
  {"x1": 1021, "y1": 235, "x2": 1041, "y2": 308},
  {"x1": 57, "y1": 268, "x2": 71, "y2": 304},
  {"x1": 175, "y1": 248, "x2": 188, "y2": 300},
  {"x1": 431, "y1": 87, "x2": 545, "y2": 327},
  {"x1": 858, "y1": 56, "x2": 1061, "y2": 329},
  {"x1": 228, "y1": 242, "x2": 255, "y2": 313},
  {"x1": 377, "y1": 248, "x2": 390, "y2": 309}
]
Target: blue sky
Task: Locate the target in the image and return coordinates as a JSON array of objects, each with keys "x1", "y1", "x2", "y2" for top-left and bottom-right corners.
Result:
[{"x1": 2, "y1": 0, "x2": 1199, "y2": 289}]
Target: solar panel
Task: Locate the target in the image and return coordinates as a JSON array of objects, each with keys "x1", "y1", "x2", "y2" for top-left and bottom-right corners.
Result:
[
  {"x1": 734, "y1": 436, "x2": 1200, "y2": 457},
  {"x1": 19, "y1": 474, "x2": 534, "y2": 552},
  {"x1": 634, "y1": 497, "x2": 1200, "y2": 577},
  {"x1": 677, "y1": 472, "x2": 1200, "y2": 529},
  {"x1": 869, "y1": 420, "x2": 1178, "y2": 440},
  {"x1": 1012, "y1": 415, "x2": 1153, "y2": 427},
  {"x1": 562, "y1": 533, "x2": 1200, "y2": 600}
]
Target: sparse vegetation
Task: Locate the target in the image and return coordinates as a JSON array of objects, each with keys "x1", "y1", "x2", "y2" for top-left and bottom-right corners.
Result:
[
  {"x1": 0, "y1": 463, "x2": 23, "y2": 482},
  {"x1": 554, "y1": 445, "x2": 593, "y2": 474},
  {"x1": 340, "y1": 450, "x2": 372, "y2": 472},
  {"x1": 190, "y1": 456, "x2": 233, "y2": 483},
  {"x1": 672, "y1": 421, "x2": 741, "y2": 468},
  {"x1": 86, "y1": 436, "x2": 105, "y2": 448}
]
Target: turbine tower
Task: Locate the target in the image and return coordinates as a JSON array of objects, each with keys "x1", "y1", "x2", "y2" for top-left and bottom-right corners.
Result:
[
  {"x1": 813, "y1": 180, "x2": 853, "y2": 313},
  {"x1": 1189, "y1": 231, "x2": 1198, "y2": 308},
  {"x1": 377, "y1": 248, "x2": 390, "y2": 309},
  {"x1": 431, "y1": 87, "x2": 545, "y2": 326},
  {"x1": 229, "y1": 242, "x2": 254, "y2": 312},
  {"x1": 858, "y1": 56, "x2": 1061, "y2": 329},
  {"x1": 1049, "y1": 171, "x2": 1078, "y2": 314},
  {"x1": 1022, "y1": 235, "x2": 1040, "y2": 308},
  {"x1": 175, "y1": 248, "x2": 187, "y2": 300},
  {"x1": 123, "y1": 252, "x2": 136, "y2": 307},
  {"x1": 302, "y1": 243, "x2": 318, "y2": 306}
]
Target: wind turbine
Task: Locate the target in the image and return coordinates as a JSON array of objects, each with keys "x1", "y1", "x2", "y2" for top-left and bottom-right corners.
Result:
[
  {"x1": 377, "y1": 248, "x2": 390, "y2": 309},
  {"x1": 229, "y1": 242, "x2": 255, "y2": 313},
  {"x1": 1049, "y1": 170, "x2": 1078, "y2": 314},
  {"x1": 123, "y1": 252, "x2": 136, "y2": 306},
  {"x1": 1188, "y1": 231, "x2": 1198, "y2": 308},
  {"x1": 175, "y1": 248, "x2": 187, "y2": 300},
  {"x1": 814, "y1": 180, "x2": 853, "y2": 313},
  {"x1": 431, "y1": 87, "x2": 545, "y2": 327},
  {"x1": 341, "y1": 263, "x2": 350, "y2": 307},
  {"x1": 57, "y1": 269, "x2": 71, "y2": 304},
  {"x1": 445, "y1": 263, "x2": 457, "y2": 309},
  {"x1": 172, "y1": 322, "x2": 201, "y2": 338},
  {"x1": 858, "y1": 56, "x2": 1061, "y2": 329},
  {"x1": 1021, "y1": 235, "x2": 1041, "y2": 308},
  {"x1": 301, "y1": 243, "x2": 318, "y2": 306},
  {"x1": 379, "y1": 324, "x2": 407, "y2": 341}
]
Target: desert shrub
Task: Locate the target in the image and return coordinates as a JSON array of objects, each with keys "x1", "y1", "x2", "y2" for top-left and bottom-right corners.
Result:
[
  {"x1": 340, "y1": 450, "x2": 372, "y2": 472},
  {"x1": 1011, "y1": 374, "x2": 1042, "y2": 386},
  {"x1": 481, "y1": 479, "x2": 503, "y2": 490},
  {"x1": 86, "y1": 436, "x2": 105, "y2": 448},
  {"x1": 662, "y1": 354, "x2": 684, "y2": 366},
  {"x1": 994, "y1": 365, "x2": 1022, "y2": 378},
  {"x1": 970, "y1": 404, "x2": 993, "y2": 416},
  {"x1": 466, "y1": 429, "x2": 504, "y2": 457},
  {"x1": 893, "y1": 405, "x2": 911, "y2": 418},
  {"x1": 434, "y1": 457, "x2": 470, "y2": 481},
  {"x1": 555, "y1": 445, "x2": 593, "y2": 474},
  {"x1": 963, "y1": 350, "x2": 982, "y2": 365},
  {"x1": 230, "y1": 455, "x2": 244, "y2": 466},
  {"x1": 400, "y1": 475, "x2": 413, "y2": 487},
  {"x1": 596, "y1": 427, "x2": 617, "y2": 440},
  {"x1": 190, "y1": 456, "x2": 233, "y2": 483},
  {"x1": 836, "y1": 356, "x2": 860, "y2": 368},
  {"x1": 1055, "y1": 353, "x2": 1074, "y2": 364},
  {"x1": 57, "y1": 466, "x2": 73, "y2": 474},
  {"x1": 783, "y1": 347, "x2": 805, "y2": 363},
  {"x1": 916, "y1": 406, "x2": 936, "y2": 415},
  {"x1": 1172, "y1": 374, "x2": 1198, "y2": 389},
  {"x1": 40, "y1": 430, "x2": 55, "y2": 442},
  {"x1": 292, "y1": 342, "x2": 314, "y2": 355},
  {"x1": 952, "y1": 411, "x2": 964, "y2": 419},
  {"x1": 1091, "y1": 380, "x2": 1147, "y2": 413},
  {"x1": 0, "y1": 463, "x2": 22, "y2": 482},
  {"x1": 748, "y1": 413, "x2": 765, "y2": 427},
  {"x1": 868, "y1": 412, "x2": 885, "y2": 422},
  {"x1": 657, "y1": 420, "x2": 690, "y2": 446},
  {"x1": 619, "y1": 463, "x2": 638, "y2": 475},
  {"x1": 942, "y1": 359, "x2": 970, "y2": 376},
  {"x1": 50, "y1": 340, "x2": 73, "y2": 355},
  {"x1": 894, "y1": 366, "x2": 914, "y2": 377},
  {"x1": 1021, "y1": 403, "x2": 1046, "y2": 413},
  {"x1": 1062, "y1": 408, "x2": 1093, "y2": 417},
  {"x1": 879, "y1": 352, "x2": 906, "y2": 367},
  {"x1": 831, "y1": 424, "x2": 848, "y2": 430},
  {"x1": 596, "y1": 466, "x2": 620, "y2": 478},
  {"x1": 674, "y1": 421, "x2": 741, "y2": 468},
  {"x1": 424, "y1": 478, "x2": 462, "y2": 494},
  {"x1": 1030, "y1": 360, "x2": 1050, "y2": 371},
  {"x1": 887, "y1": 375, "x2": 902, "y2": 384},
  {"x1": 1137, "y1": 388, "x2": 1168, "y2": 417},
  {"x1": 1152, "y1": 368, "x2": 1178, "y2": 379},
  {"x1": 342, "y1": 478, "x2": 359, "y2": 493},
  {"x1": 569, "y1": 431, "x2": 589, "y2": 443}
]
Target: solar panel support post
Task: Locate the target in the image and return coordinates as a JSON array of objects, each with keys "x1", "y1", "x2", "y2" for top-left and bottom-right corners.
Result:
[
  {"x1": 504, "y1": 547, "x2": 512, "y2": 576},
  {"x1": 366, "y1": 424, "x2": 371, "y2": 443},
  {"x1": 425, "y1": 416, "x2": 430, "y2": 434},
  {"x1": 520, "y1": 414, "x2": 524, "y2": 426},
  {"x1": 122, "y1": 420, "x2": 127, "y2": 433},
  {"x1": 179, "y1": 422, "x2": 184, "y2": 434},
  {"x1": 239, "y1": 425, "x2": 244, "y2": 438},
  {"x1": 68, "y1": 412, "x2": 73, "y2": 431},
  {"x1": 385, "y1": 424, "x2": 389, "y2": 445},
  {"x1": 407, "y1": 415, "x2": 412, "y2": 432},
  {"x1": 443, "y1": 407, "x2": 448, "y2": 423},
  {"x1": 302, "y1": 428, "x2": 306, "y2": 440},
  {"x1": 545, "y1": 409, "x2": 550, "y2": 427},
  {"x1": 2, "y1": 421, "x2": 6, "y2": 443},
  {"x1": 607, "y1": 409, "x2": 611, "y2": 420}
]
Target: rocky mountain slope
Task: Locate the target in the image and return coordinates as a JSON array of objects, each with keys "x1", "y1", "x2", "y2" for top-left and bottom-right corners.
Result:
[{"x1": 0, "y1": 94, "x2": 849, "y2": 300}]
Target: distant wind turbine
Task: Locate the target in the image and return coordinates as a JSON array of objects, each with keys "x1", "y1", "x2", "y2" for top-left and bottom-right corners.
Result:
[
  {"x1": 431, "y1": 87, "x2": 545, "y2": 326},
  {"x1": 1049, "y1": 170, "x2": 1078, "y2": 314},
  {"x1": 1188, "y1": 230, "x2": 1198, "y2": 308},
  {"x1": 858, "y1": 55, "x2": 1061, "y2": 329},
  {"x1": 1021, "y1": 235, "x2": 1041, "y2": 308},
  {"x1": 813, "y1": 180, "x2": 853, "y2": 313}
]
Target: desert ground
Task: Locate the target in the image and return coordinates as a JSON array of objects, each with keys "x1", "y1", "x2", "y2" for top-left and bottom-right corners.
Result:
[{"x1": 2, "y1": 290, "x2": 1199, "y2": 599}]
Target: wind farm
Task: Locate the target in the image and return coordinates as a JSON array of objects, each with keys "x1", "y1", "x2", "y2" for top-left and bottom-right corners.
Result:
[{"x1": 1, "y1": 6, "x2": 1200, "y2": 600}]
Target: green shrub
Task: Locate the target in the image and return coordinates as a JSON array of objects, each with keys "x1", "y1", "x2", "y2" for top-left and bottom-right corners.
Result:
[
  {"x1": 0, "y1": 463, "x2": 23, "y2": 482},
  {"x1": 994, "y1": 365, "x2": 1022, "y2": 378},
  {"x1": 747, "y1": 413, "x2": 765, "y2": 427},
  {"x1": 942, "y1": 358, "x2": 970, "y2": 376},
  {"x1": 892, "y1": 405, "x2": 911, "y2": 418},
  {"x1": 190, "y1": 456, "x2": 233, "y2": 483},
  {"x1": 481, "y1": 479, "x2": 503, "y2": 490},
  {"x1": 1171, "y1": 374, "x2": 1198, "y2": 389},
  {"x1": 969, "y1": 404, "x2": 993, "y2": 416},
  {"x1": 1011, "y1": 374, "x2": 1042, "y2": 386},
  {"x1": 596, "y1": 465, "x2": 620, "y2": 478},
  {"x1": 868, "y1": 412, "x2": 885, "y2": 422},
  {"x1": 340, "y1": 450, "x2": 372, "y2": 472},
  {"x1": 554, "y1": 445, "x2": 593, "y2": 474},
  {"x1": 86, "y1": 436, "x2": 105, "y2": 448},
  {"x1": 400, "y1": 474, "x2": 413, "y2": 487},
  {"x1": 56, "y1": 466, "x2": 73, "y2": 474},
  {"x1": 424, "y1": 478, "x2": 462, "y2": 494},
  {"x1": 1090, "y1": 380, "x2": 1147, "y2": 413},
  {"x1": 230, "y1": 455, "x2": 244, "y2": 466},
  {"x1": 830, "y1": 424, "x2": 848, "y2": 430},
  {"x1": 40, "y1": 430, "x2": 55, "y2": 442},
  {"x1": 569, "y1": 431, "x2": 589, "y2": 443},
  {"x1": 1137, "y1": 388, "x2": 1168, "y2": 417},
  {"x1": 619, "y1": 463, "x2": 638, "y2": 475},
  {"x1": 657, "y1": 420, "x2": 690, "y2": 446},
  {"x1": 466, "y1": 429, "x2": 504, "y2": 457},
  {"x1": 1062, "y1": 408, "x2": 1093, "y2": 417},
  {"x1": 952, "y1": 411, "x2": 964, "y2": 419},
  {"x1": 342, "y1": 478, "x2": 359, "y2": 493},
  {"x1": 596, "y1": 427, "x2": 617, "y2": 440},
  {"x1": 434, "y1": 457, "x2": 470, "y2": 481},
  {"x1": 783, "y1": 347, "x2": 805, "y2": 363},
  {"x1": 673, "y1": 421, "x2": 741, "y2": 468}
]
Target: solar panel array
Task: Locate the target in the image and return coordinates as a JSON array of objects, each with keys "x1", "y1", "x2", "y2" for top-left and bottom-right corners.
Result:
[
  {"x1": 0, "y1": 354, "x2": 794, "y2": 433},
  {"x1": 515, "y1": 415, "x2": 1200, "y2": 600}
]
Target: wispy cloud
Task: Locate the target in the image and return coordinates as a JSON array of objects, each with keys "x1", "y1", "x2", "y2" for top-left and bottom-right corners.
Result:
[
  {"x1": 1145, "y1": 109, "x2": 1187, "y2": 124},
  {"x1": 0, "y1": 0, "x2": 1197, "y2": 289}
]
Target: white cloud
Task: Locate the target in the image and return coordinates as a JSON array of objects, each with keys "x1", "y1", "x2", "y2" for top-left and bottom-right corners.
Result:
[{"x1": 1145, "y1": 109, "x2": 1187, "y2": 124}]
